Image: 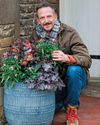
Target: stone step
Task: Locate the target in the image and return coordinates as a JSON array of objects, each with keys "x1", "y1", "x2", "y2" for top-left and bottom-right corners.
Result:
[{"x1": 82, "y1": 77, "x2": 100, "y2": 97}]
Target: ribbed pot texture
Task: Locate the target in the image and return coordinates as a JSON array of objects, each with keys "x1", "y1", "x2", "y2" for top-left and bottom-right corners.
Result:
[{"x1": 4, "y1": 82, "x2": 55, "y2": 125}]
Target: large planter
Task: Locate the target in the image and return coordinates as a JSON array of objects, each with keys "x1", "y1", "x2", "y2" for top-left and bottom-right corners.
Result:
[{"x1": 4, "y1": 82, "x2": 55, "y2": 125}]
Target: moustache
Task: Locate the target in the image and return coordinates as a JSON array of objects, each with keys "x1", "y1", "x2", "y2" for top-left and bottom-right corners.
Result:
[{"x1": 43, "y1": 22, "x2": 52, "y2": 26}]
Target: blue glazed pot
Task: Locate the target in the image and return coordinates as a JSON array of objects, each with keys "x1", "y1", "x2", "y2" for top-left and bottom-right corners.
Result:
[{"x1": 4, "y1": 82, "x2": 55, "y2": 125}]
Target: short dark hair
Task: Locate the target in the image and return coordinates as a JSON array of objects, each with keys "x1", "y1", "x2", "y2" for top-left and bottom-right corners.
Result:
[{"x1": 36, "y1": 2, "x2": 56, "y2": 13}]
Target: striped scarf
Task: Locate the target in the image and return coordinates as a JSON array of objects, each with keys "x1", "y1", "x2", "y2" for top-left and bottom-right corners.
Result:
[{"x1": 36, "y1": 20, "x2": 60, "y2": 42}]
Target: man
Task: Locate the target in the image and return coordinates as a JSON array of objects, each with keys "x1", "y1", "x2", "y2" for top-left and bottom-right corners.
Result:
[{"x1": 31, "y1": 3, "x2": 92, "y2": 125}]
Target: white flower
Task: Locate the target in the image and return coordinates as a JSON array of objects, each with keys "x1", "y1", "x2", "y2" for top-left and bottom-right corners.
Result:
[
  {"x1": 10, "y1": 66, "x2": 14, "y2": 70},
  {"x1": 14, "y1": 55, "x2": 18, "y2": 60},
  {"x1": 15, "y1": 74, "x2": 17, "y2": 76},
  {"x1": 28, "y1": 67, "x2": 32, "y2": 70},
  {"x1": 3, "y1": 64, "x2": 6, "y2": 66}
]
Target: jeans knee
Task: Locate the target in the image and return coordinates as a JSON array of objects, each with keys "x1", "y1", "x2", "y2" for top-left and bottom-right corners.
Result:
[{"x1": 66, "y1": 65, "x2": 82, "y2": 78}]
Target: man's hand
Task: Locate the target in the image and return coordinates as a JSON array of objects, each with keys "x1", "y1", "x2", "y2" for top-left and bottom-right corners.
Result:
[{"x1": 52, "y1": 50, "x2": 70, "y2": 63}]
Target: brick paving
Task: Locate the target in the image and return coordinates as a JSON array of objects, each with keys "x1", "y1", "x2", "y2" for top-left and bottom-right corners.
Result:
[{"x1": 79, "y1": 95, "x2": 100, "y2": 125}]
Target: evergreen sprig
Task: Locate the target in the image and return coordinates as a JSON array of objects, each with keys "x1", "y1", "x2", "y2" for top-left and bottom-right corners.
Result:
[{"x1": 36, "y1": 41, "x2": 60, "y2": 61}]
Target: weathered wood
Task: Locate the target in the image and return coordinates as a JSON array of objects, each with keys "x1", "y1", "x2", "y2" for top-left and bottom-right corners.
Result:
[{"x1": 0, "y1": 0, "x2": 19, "y2": 24}]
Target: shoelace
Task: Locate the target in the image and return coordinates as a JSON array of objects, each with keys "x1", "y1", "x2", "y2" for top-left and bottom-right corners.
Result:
[{"x1": 66, "y1": 107, "x2": 78, "y2": 123}]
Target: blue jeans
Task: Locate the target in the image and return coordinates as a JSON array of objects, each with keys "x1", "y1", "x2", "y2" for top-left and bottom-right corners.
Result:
[{"x1": 55, "y1": 65, "x2": 86, "y2": 111}]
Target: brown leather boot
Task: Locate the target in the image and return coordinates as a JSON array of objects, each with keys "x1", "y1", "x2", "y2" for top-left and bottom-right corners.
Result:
[{"x1": 66, "y1": 106, "x2": 79, "y2": 125}]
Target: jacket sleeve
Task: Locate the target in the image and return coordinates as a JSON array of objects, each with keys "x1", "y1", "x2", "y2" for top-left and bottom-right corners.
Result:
[{"x1": 69, "y1": 29, "x2": 92, "y2": 68}]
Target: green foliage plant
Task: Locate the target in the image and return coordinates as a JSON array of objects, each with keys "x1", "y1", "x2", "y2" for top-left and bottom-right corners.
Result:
[{"x1": 0, "y1": 39, "x2": 64, "y2": 90}]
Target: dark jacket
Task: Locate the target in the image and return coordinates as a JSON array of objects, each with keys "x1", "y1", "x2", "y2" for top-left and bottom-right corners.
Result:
[{"x1": 30, "y1": 23, "x2": 92, "y2": 79}]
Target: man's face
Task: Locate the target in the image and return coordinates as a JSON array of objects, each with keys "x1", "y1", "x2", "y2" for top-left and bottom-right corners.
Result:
[{"x1": 37, "y1": 7, "x2": 57, "y2": 32}]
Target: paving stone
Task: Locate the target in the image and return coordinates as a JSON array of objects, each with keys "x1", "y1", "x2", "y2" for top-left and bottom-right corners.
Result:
[
  {"x1": 82, "y1": 77, "x2": 100, "y2": 97},
  {"x1": 52, "y1": 95, "x2": 100, "y2": 125}
]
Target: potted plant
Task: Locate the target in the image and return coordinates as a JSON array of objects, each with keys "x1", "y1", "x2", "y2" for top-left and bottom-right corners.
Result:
[{"x1": 0, "y1": 38, "x2": 64, "y2": 125}]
